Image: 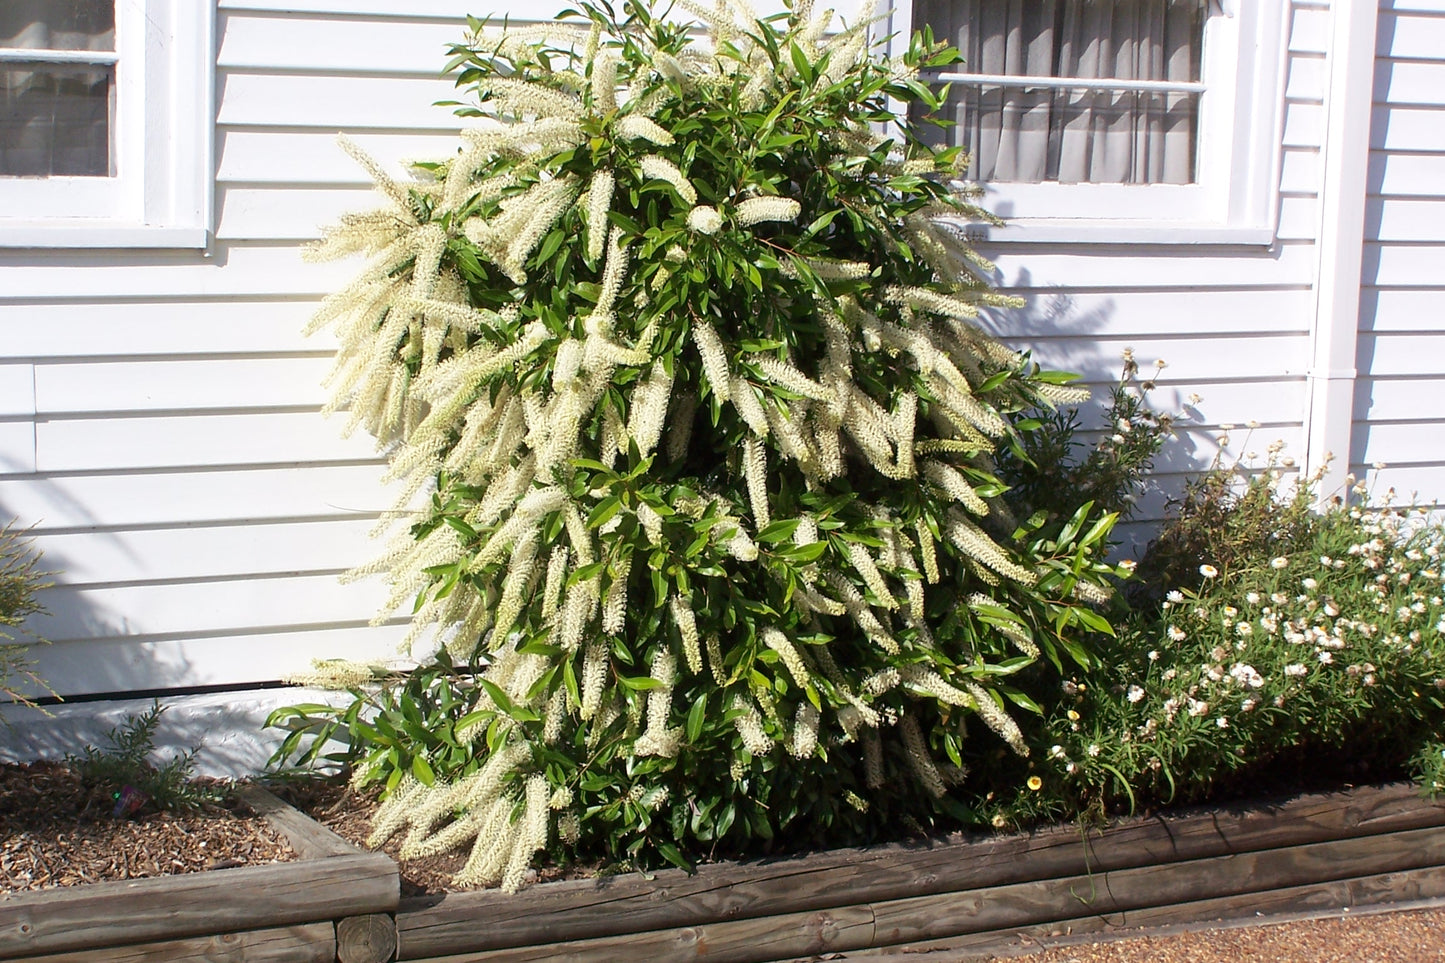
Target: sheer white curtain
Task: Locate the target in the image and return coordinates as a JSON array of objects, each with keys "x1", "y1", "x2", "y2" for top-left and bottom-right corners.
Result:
[
  {"x1": 0, "y1": 0, "x2": 114, "y2": 177},
  {"x1": 915, "y1": 0, "x2": 1204, "y2": 184}
]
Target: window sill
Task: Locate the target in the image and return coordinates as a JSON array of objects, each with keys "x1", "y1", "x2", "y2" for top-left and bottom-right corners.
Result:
[
  {"x1": 0, "y1": 222, "x2": 211, "y2": 250},
  {"x1": 944, "y1": 217, "x2": 1279, "y2": 247}
]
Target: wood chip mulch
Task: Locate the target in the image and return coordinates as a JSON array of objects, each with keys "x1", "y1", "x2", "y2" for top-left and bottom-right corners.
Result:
[
  {"x1": 273, "y1": 777, "x2": 598, "y2": 896},
  {"x1": 271, "y1": 778, "x2": 465, "y2": 897},
  {"x1": 0, "y1": 761, "x2": 295, "y2": 894}
]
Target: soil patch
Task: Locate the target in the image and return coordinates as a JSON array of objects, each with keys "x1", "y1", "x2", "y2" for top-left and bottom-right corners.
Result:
[{"x1": 0, "y1": 761, "x2": 295, "y2": 893}]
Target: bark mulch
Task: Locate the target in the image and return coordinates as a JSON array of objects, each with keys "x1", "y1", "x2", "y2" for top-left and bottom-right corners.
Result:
[{"x1": 0, "y1": 761, "x2": 295, "y2": 894}]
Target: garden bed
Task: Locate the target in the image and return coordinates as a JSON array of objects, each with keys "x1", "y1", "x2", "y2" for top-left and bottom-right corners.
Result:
[
  {"x1": 389, "y1": 781, "x2": 1445, "y2": 963},
  {"x1": 0, "y1": 784, "x2": 397, "y2": 963},
  {"x1": 0, "y1": 762, "x2": 294, "y2": 893}
]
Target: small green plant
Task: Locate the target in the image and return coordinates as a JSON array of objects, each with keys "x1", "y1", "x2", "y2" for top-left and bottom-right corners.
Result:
[
  {"x1": 268, "y1": 651, "x2": 483, "y2": 789},
  {"x1": 67, "y1": 701, "x2": 225, "y2": 814},
  {"x1": 1000, "y1": 352, "x2": 1177, "y2": 536},
  {"x1": 0, "y1": 521, "x2": 53, "y2": 709}
]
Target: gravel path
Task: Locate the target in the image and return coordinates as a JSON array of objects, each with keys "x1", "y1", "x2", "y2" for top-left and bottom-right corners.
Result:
[{"x1": 961, "y1": 905, "x2": 1445, "y2": 961}]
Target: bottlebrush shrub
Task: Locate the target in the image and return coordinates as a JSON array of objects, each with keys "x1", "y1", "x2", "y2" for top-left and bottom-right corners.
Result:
[{"x1": 297, "y1": 0, "x2": 1125, "y2": 889}]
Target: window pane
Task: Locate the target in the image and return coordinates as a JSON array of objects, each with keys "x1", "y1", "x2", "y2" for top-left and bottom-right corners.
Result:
[
  {"x1": 0, "y1": 0, "x2": 115, "y2": 52},
  {"x1": 913, "y1": 0, "x2": 1205, "y2": 185},
  {"x1": 0, "y1": 65, "x2": 111, "y2": 176}
]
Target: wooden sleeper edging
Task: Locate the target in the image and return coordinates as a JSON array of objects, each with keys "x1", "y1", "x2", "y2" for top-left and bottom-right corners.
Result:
[{"x1": 392, "y1": 782, "x2": 1445, "y2": 962}]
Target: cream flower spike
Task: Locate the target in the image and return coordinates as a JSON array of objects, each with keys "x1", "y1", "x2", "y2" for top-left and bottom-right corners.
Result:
[{"x1": 735, "y1": 196, "x2": 801, "y2": 227}]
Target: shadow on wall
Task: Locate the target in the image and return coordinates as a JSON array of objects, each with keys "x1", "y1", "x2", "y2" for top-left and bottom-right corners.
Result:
[
  {"x1": 0, "y1": 490, "x2": 312, "y2": 777},
  {"x1": 973, "y1": 268, "x2": 1214, "y2": 556}
]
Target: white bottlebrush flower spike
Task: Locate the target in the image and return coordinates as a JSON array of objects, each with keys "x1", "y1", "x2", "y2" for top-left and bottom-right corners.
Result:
[{"x1": 302, "y1": 0, "x2": 1118, "y2": 890}]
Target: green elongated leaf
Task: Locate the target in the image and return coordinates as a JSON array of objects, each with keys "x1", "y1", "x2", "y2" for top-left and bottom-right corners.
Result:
[
  {"x1": 657, "y1": 841, "x2": 693, "y2": 872},
  {"x1": 1073, "y1": 606, "x2": 1116, "y2": 636},
  {"x1": 587, "y1": 495, "x2": 623, "y2": 530},
  {"x1": 1079, "y1": 511, "x2": 1118, "y2": 548},
  {"x1": 1056, "y1": 501, "x2": 1094, "y2": 546},
  {"x1": 478, "y1": 679, "x2": 518, "y2": 717},
  {"x1": 977, "y1": 370, "x2": 1011, "y2": 393},
  {"x1": 757, "y1": 518, "x2": 801, "y2": 543},
  {"x1": 619, "y1": 673, "x2": 666, "y2": 691},
  {"x1": 568, "y1": 560, "x2": 607, "y2": 586},
  {"x1": 411, "y1": 754, "x2": 436, "y2": 786},
  {"x1": 777, "y1": 541, "x2": 827, "y2": 563},
  {"x1": 562, "y1": 658, "x2": 581, "y2": 708},
  {"x1": 999, "y1": 687, "x2": 1043, "y2": 714},
  {"x1": 686, "y1": 692, "x2": 708, "y2": 743}
]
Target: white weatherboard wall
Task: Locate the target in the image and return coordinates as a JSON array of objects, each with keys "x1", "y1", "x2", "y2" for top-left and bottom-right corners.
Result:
[
  {"x1": 1352, "y1": 0, "x2": 1445, "y2": 505},
  {"x1": 0, "y1": 0, "x2": 1438, "y2": 772}
]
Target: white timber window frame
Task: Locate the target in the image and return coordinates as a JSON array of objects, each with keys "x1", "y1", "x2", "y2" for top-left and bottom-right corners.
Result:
[
  {"x1": 0, "y1": 0, "x2": 215, "y2": 249},
  {"x1": 889, "y1": 0, "x2": 1289, "y2": 245}
]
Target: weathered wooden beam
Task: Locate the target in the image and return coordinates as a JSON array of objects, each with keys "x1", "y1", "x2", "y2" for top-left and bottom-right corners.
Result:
[
  {"x1": 337, "y1": 914, "x2": 398, "y2": 963},
  {"x1": 842, "y1": 864, "x2": 1445, "y2": 960},
  {"x1": 10, "y1": 922, "x2": 336, "y2": 963},
  {"x1": 0, "y1": 852, "x2": 398, "y2": 959},
  {"x1": 395, "y1": 782, "x2": 1445, "y2": 959},
  {"x1": 397, "y1": 825, "x2": 1445, "y2": 963},
  {"x1": 236, "y1": 783, "x2": 364, "y2": 860}
]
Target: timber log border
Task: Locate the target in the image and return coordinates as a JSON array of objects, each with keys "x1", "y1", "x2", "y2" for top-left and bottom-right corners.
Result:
[{"x1": 4, "y1": 782, "x2": 1445, "y2": 962}]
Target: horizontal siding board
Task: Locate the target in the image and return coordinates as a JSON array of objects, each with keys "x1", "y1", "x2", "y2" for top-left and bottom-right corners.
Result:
[
  {"x1": 1383, "y1": 0, "x2": 1445, "y2": 12},
  {"x1": 1371, "y1": 105, "x2": 1445, "y2": 151},
  {"x1": 0, "y1": 465, "x2": 394, "y2": 530},
  {"x1": 1374, "y1": 59, "x2": 1445, "y2": 107},
  {"x1": 35, "y1": 358, "x2": 333, "y2": 413},
  {"x1": 1358, "y1": 332, "x2": 1445, "y2": 375},
  {"x1": 984, "y1": 243, "x2": 1318, "y2": 289},
  {"x1": 35, "y1": 411, "x2": 381, "y2": 472},
  {"x1": 1346, "y1": 464, "x2": 1445, "y2": 507},
  {"x1": 217, "y1": 129, "x2": 461, "y2": 185},
  {"x1": 1276, "y1": 194, "x2": 1321, "y2": 240},
  {"x1": 1282, "y1": 102, "x2": 1326, "y2": 148},
  {"x1": 216, "y1": 186, "x2": 384, "y2": 241},
  {"x1": 1279, "y1": 147, "x2": 1321, "y2": 195},
  {"x1": 1285, "y1": 54, "x2": 1327, "y2": 102},
  {"x1": 996, "y1": 288, "x2": 1314, "y2": 341},
  {"x1": 1359, "y1": 288, "x2": 1445, "y2": 331},
  {"x1": 1369, "y1": 152, "x2": 1445, "y2": 198},
  {"x1": 24, "y1": 625, "x2": 407, "y2": 698},
  {"x1": 1354, "y1": 377, "x2": 1445, "y2": 422},
  {"x1": 1380, "y1": 13, "x2": 1445, "y2": 59},
  {"x1": 0, "y1": 300, "x2": 328, "y2": 358},
  {"x1": 1015, "y1": 334, "x2": 1311, "y2": 382},
  {"x1": 1350, "y1": 420, "x2": 1445, "y2": 464},
  {"x1": 217, "y1": 12, "x2": 469, "y2": 74},
  {"x1": 0, "y1": 246, "x2": 349, "y2": 299},
  {"x1": 1065, "y1": 379, "x2": 1308, "y2": 429},
  {"x1": 1290, "y1": 6, "x2": 1330, "y2": 55},
  {"x1": 32, "y1": 573, "x2": 390, "y2": 643},
  {"x1": 1362, "y1": 243, "x2": 1445, "y2": 286},
  {"x1": 30, "y1": 518, "x2": 378, "y2": 586},
  {"x1": 1365, "y1": 197, "x2": 1445, "y2": 242},
  {"x1": 218, "y1": 72, "x2": 463, "y2": 129}
]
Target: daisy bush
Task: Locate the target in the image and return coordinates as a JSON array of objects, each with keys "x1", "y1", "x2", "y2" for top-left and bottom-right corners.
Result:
[
  {"x1": 1002, "y1": 453, "x2": 1445, "y2": 826},
  {"x1": 271, "y1": 0, "x2": 1129, "y2": 888}
]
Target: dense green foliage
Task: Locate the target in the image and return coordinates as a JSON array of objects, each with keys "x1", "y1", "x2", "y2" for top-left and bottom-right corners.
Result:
[{"x1": 991, "y1": 456, "x2": 1445, "y2": 829}]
